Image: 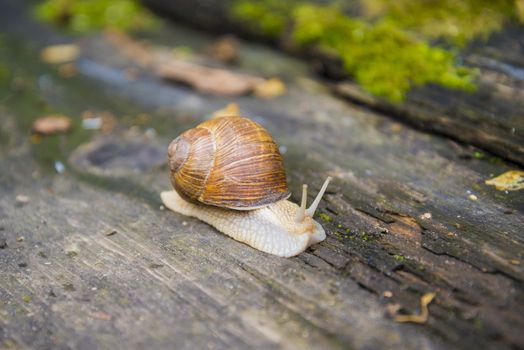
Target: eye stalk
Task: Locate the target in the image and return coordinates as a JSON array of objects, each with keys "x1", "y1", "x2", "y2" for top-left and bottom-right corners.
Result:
[
  {"x1": 295, "y1": 176, "x2": 332, "y2": 223},
  {"x1": 294, "y1": 184, "x2": 308, "y2": 223}
]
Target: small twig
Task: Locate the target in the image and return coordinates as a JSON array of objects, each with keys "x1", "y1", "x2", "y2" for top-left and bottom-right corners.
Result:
[{"x1": 394, "y1": 293, "x2": 435, "y2": 324}]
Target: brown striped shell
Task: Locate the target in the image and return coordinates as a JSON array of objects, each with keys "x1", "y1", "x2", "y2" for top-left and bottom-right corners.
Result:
[{"x1": 167, "y1": 116, "x2": 290, "y2": 210}]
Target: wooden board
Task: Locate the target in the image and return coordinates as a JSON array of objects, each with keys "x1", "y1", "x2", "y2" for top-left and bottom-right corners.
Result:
[{"x1": 0, "y1": 1, "x2": 523, "y2": 349}]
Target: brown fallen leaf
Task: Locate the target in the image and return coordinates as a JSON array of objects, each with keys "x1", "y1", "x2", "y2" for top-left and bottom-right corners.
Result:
[
  {"x1": 105, "y1": 31, "x2": 263, "y2": 96},
  {"x1": 40, "y1": 44, "x2": 80, "y2": 64},
  {"x1": 383, "y1": 290, "x2": 393, "y2": 298},
  {"x1": 485, "y1": 171, "x2": 524, "y2": 191},
  {"x1": 207, "y1": 35, "x2": 239, "y2": 64},
  {"x1": 254, "y1": 78, "x2": 287, "y2": 98},
  {"x1": 32, "y1": 115, "x2": 72, "y2": 135},
  {"x1": 58, "y1": 63, "x2": 78, "y2": 78},
  {"x1": 104, "y1": 30, "x2": 153, "y2": 67},
  {"x1": 394, "y1": 292, "x2": 435, "y2": 324},
  {"x1": 212, "y1": 103, "x2": 241, "y2": 119},
  {"x1": 156, "y1": 61, "x2": 263, "y2": 96}
]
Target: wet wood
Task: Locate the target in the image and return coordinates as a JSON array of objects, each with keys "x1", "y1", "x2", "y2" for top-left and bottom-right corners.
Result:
[
  {"x1": 144, "y1": 0, "x2": 524, "y2": 166},
  {"x1": 0, "y1": 1, "x2": 523, "y2": 350}
]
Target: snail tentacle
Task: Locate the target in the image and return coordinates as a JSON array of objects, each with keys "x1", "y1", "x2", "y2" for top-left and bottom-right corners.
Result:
[
  {"x1": 294, "y1": 184, "x2": 308, "y2": 223},
  {"x1": 305, "y1": 177, "x2": 332, "y2": 218}
]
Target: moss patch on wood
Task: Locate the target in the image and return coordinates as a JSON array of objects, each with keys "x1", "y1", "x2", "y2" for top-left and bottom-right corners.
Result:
[
  {"x1": 34, "y1": 0, "x2": 158, "y2": 33},
  {"x1": 318, "y1": 212, "x2": 333, "y2": 222},
  {"x1": 362, "y1": 0, "x2": 522, "y2": 46},
  {"x1": 231, "y1": 0, "x2": 521, "y2": 101}
]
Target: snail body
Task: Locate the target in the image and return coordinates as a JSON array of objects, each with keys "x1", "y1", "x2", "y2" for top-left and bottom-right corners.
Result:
[{"x1": 160, "y1": 116, "x2": 331, "y2": 257}]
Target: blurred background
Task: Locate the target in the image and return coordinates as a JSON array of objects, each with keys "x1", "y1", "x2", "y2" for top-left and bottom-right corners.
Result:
[{"x1": 2, "y1": 0, "x2": 523, "y2": 165}]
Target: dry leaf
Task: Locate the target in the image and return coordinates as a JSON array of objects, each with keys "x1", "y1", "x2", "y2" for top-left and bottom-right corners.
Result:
[
  {"x1": 485, "y1": 171, "x2": 524, "y2": 191},
  {"x1": 383, "y1": 290, "x2": 393, "y2": 298},
  {"x1": 394, "y1": 292, "x2": 435, "y2": 324},
  {"x1": 40, "y1": 44, "x2": 80, "y2": 64},
  {"x1": 58, "y1": 63, "x2": 78, "y2": 78},
  {"x1": 208, "y1": 35, "x2": 239, "y2": 64},
  {"x1": 104, "y1": 30, "x2": 153, "y2": 67},
  {"x1": 212, "y1": 103, "x2": 241, "y2": 119},
  {"x1": 105, "y1": 31, "x2": 263, "y2": 96},
  {"x1": 156, "y1": 61, "x2": 263, "y2": 96},
  {"x1": 254, "y1": 78, "x2": 287, "y2": 98},
  {"x1": 32, "y1": 115, "x2": 72, "y2": 135}
]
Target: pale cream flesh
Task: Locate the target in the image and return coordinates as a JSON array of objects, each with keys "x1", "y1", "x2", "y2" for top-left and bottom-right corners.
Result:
[{"x1": 160, "y1": 177, "x2": 331, "y2": 257}]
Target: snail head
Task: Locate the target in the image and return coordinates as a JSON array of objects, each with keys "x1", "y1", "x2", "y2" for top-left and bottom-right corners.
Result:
[{"x1": 294, "y1": 177, "x2": 332, "y2": 223}]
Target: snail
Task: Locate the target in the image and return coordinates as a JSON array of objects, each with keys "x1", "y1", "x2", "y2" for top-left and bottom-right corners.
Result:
[{"x1": 160, "y1": 116, "x2": 331, "y2": 257}]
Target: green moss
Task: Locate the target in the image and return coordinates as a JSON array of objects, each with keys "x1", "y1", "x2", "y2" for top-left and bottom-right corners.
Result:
[
  {"x1": 0, "y1": 65, "x2": 8, "y2": 83},
  {"x1": 333, "y1": 227, "x2": 357, "y2": 241},
  {"x1": 318, "y1": 213, "x2": 332, "y2": 222},
  {"x1": 474, "y1": 317, "x2": 484, "y2": 330},
  {"x1": 22, "y1": 295, "x2": 32, "y2": 303},
  {"x1": 3, "y1": 339, "x2": 17, "y2": 349},
  {"x1": 231, "y1": 0, "x2": 288, "y2": 36},
  {"x1": 34, "y1": 0, "x2": 158, "y2": 33},
  {"x1": 63, "y1": 282, "x2": 76, "y2": 291},
  {"x1": 332, "y1": 226, "x2": 380, "y2": 243},
  {"x1": 292, "y1": 4, "x2": 476, "y2": 101},
  {"x1": 0, "y1": 36, "x2": 8, "y2": 83},
  {"x1": 473, "y1": 151, "x2": 485, "y2": 159},
  {"x1": 362, "y1": 0, "x2": 521, "y2": 46},
  {"x1": 66, "y1": 250, "x2": 78, "y2": 258},
  {"x1": 393, "y1": 254, "x2": 406, "y2": 262},
  {"x1": 488, "y1": 156, "x2": 503, "y2": 165},
  {"x1": 229, "y1": 0, "x2": 524, "y2": 101}
]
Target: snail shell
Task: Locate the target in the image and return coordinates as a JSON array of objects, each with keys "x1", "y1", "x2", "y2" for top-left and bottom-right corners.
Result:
[{"x1": 168, "y1": 116, "x2": 290, "y2": 210}]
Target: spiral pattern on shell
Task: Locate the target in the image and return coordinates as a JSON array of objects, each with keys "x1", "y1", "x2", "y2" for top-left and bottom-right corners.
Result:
[{"x1": 168, "y1": 116, "x2": 290, "y2": 210}]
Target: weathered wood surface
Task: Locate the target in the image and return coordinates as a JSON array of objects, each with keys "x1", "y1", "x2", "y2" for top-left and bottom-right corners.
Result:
[
  {"x1": 1, "y1": 1, "x2": 524, "y2": 349},
  {"x1": 143, "y1": 0, "x2": 524, "y2": 166}
]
